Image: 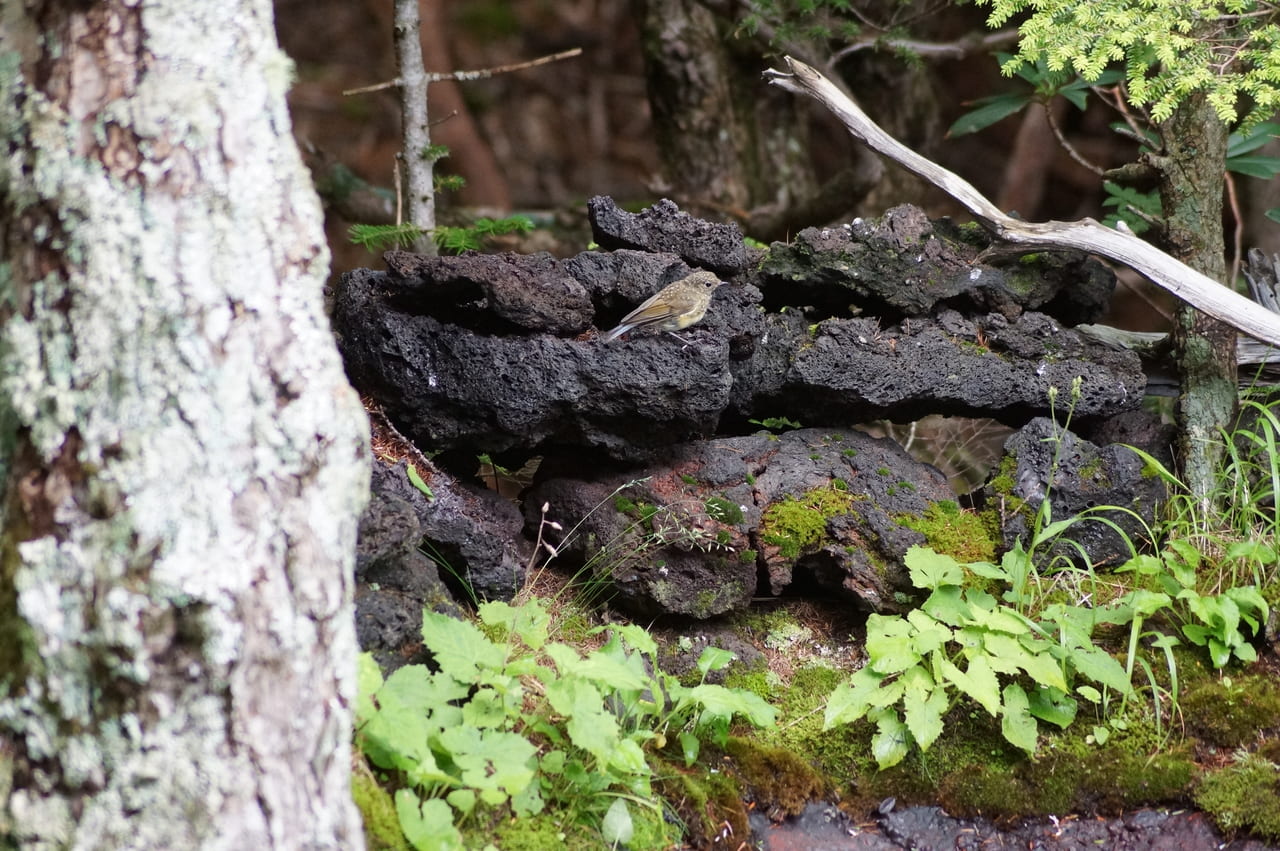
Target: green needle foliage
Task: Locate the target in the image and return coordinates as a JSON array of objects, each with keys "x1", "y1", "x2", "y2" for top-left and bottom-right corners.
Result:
[
  {"x1": 977, "y1": 0, "x2": 1280, "y2": 128},
  {"x1": 355, "y1": 599, "x2": 776, "y2": 850}
]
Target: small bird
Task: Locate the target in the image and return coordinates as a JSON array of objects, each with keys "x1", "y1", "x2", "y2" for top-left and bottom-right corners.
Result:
[{"x1": 599, "y1": 270, "x2": 724, "y2": 343}]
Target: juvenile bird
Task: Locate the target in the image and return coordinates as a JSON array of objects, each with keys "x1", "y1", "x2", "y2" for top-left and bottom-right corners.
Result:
[{"x1": 599, "y1": 270, "x2": 724, "y2": 343}]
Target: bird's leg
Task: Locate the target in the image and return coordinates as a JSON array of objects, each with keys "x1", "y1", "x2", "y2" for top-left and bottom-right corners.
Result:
[{"x1": 666, "y1": 330, "x2": 696, "y2": 349}]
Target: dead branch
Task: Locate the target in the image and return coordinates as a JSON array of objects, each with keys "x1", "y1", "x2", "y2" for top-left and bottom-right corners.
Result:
[
  {"x1": 764, "y1": 56, "x2": 1280, "y2": 348},
  {"x1": 343, "y1": 48, "x2": 583, "y2": 96}
]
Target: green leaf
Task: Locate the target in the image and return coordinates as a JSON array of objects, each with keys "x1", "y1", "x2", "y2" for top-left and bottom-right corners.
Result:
[
  {"x1": 1070, "y1": 645, "x2": 1134, "y2": 696},
  {"x1": 406, "y1": 463, "x2": 435, "y2": 500},
  {"x1": 697, "y1": 646, "x2": 737, "y2": 676},
  {"x1": 941, "y1": 655, "x2": 1001, "y2": 716},
  {"x1": 905, "y1": 546, "x2": 965, "y2": 588},
  {"x1": 903, "y1": 682, "x2": 948, "y2": 751},
  {"x1": 906, "y1": 609, "x2": 953, "y2": 655},
  {"x1": 602, "y1": 798, "x2": 635, "y2": 846},
  {"x1": 479, "y1": 599, "x2": 550, "y2": 651},
  {"x1": 1266, "y1": 207, "x2": 1280, "y2": 224},
  {"x1": 356, "y1": 652, "x2": 384, "y2": 723},
  {"x1": 948, "y1": 92, "x2": 1033, "y2": 136},
  {"x1": 395, "y1": 791, "x2": 462, "y2": 851},
  {"x1": 438, "y1": 726, "x2": 536, "y2": 797},
  {"x1": 608, "y1": 738, "x2": 650, "y2": 776},
  {"x1": 1027, "y1": 685, "x2": 1077, "y2": 728},
  {"x1": 1227, "y1": 121, "x2": 1280, "y2": 156},
  {"x1": 823, "y1": 666, "x2": 884, "y2": 728},
  {"x1": 688, "y1": 683, "x2": 779, "y2": 729},
  {"x1": 922, "y1": 584, "x2": 971, "y2": 626},
  {"x1": 421, "y1": 611, "x2": 506, "y2": 683},
  {"x1": 866, "y1": 614, "x2": 921, "y2": 674},
  {"x1": 1001, "y1": 682, "x2": 1038, "y2": 754},
  {"x1": 870, "y1": 710, "x2": 912, "y2": 769},
  {"x1": 1227, "y1": 155, "x2": 1280, "y2": 179},
  {"x1": 679, "y1": 731, "x2": 701, "y2": 767}
]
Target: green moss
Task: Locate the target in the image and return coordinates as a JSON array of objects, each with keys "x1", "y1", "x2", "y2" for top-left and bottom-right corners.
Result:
[
  {"x1": 723, "y1": 737, "x2": 826, "y2": 816},
  {"x1": 351, "y1": 759, "x2": 411, "y2": 851},
  {"x1": 898, "y1": 500, "x2": 997, "y2": 564},
  {"x1": 739, "y1": 548, "x2": 758, "y2": 564},
  {"x1": 680, "y1": 473, "x2": 699, "y2": 486},
  {"x1": 705, "y1": 496, "x2": 744, "y2": 525},
  {"x1": 841, "y1": 448, "x2": 857, "y2": 457},
  {"x1": 1182, "y1": 674, "x2": 1280, "y2": 748},
  {"x1": 613, "y1": 495, "x2": 637, "y2": 514},
  {"x1": 831, "y1": 478, "x2": 848, "y2": 491},
  {"x1": 876, "y1": 467, "x2": 891, "y2": 476},
  {"x1": 653, "y1": 754, "x2": 748, "y2": 847},
  {"x1": 760, "y1": 486, "x2": 857, "y2": 559},
  {"x1": 745, "y1": 473, "x2": 757, "y2": 485},
  {"x1": 1195, "y1": 752, "x2": 1280, "y2": 840}
]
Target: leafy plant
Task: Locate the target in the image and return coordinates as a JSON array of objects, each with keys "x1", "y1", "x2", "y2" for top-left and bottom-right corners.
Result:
[
  {"x1": 355, "y1": 599, "x2": 775, "y2": 850},
  {"x1": 824, "y1": 546, "x2": 1135, "y2": 768}
]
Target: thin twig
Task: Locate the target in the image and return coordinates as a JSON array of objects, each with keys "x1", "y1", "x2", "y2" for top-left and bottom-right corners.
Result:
[
  {"x1": 342, "y1": 48, "x2": 583, "y2": 96},
  {"x1": 1226, "y1": 171, "x2": 1244, "y2": 286},
  {"x1": 830, "y1": 28, "x2": 1020, "y2": 64},
  {"x1": 1042, "y1": 101, "x2": 1105, "y2": 177}
]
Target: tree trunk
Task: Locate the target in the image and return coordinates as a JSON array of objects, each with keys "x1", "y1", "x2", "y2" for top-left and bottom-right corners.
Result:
[
  {"x1": 0, "y1": 2, "x2": 370, "y2": 848},
  {"x1": 1154, "y1": 89, "x2": 1234, "y2": 503},
  {"x1": 633, "y1": 0, "x2": 822, "y2": 235}
]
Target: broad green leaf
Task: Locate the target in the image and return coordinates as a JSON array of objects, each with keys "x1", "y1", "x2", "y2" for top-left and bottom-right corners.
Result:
[
  {"x1": 687, "y1": 683, "x2": 778, "y2": 728},
  {"x1": 598, "y1": 622, "x2": 658, "y2": 657},
  {"x1": 680, "y1": 731, "x2": 701, "y2": 767},
  {"x1": 421, "y1": 611, "x2": 506, "y2": 682},
  {"x1": 970, "y1": 606, "x2": 1031, "y2": 635},
  {"x1": 964, "y1": 560, "x2": 1007, "y2": 581},
  {"x1": 607, "y1": 738, "x2": 650, "y2": 776},
  {"x1": 948, "y1": 92, "x2": 1033, "y2": 136},
  {"x1": 870, "y1": 710, "x2": 912, "y2": 769},
  {"x1": 380, "y1": 665, "x2": 470, "y2": 717},
  {"x1": 1076, "y1": 684, "x2": 1101, "y2": 703},
  {"x1": 545, "y1": 676, "x2": 604, "y2": 719},
  {"x1": 479, "y1": 599, "x2": 549, "y2": 650},
  {"x1": 446, "y1": 788, "x2": 476, "y2": 816},
  {"x1": 1071, "y1": 645, "x2": 1133, "y2": 696},
  {"x1": 941, "y1": 655, "x2": 1001, "y2": 716},
  {"x1": 823, "y1": 666, "x2": 884, "y2": 728},
  {"x1": 697, "y1": 646, "x2": 737, "y2": 676},
  {"x1": 906, "y1": 546, "x2": 965, "y2": 588},
  {"x1": 356, "y1": 652, "x2": 384, "y2": 722},
  {"x1": 395, "y1": 791, "x2": 462, "y2": 851},
  {"x1": 1228, "y1": 121, "x2": 1280, "y2": 156},
  {"x1": 866, "y1": 615, "x2": 920, "y2": 674},
  {"x1": 904, "y1": 684, "x2": 948, "y2": 750},
  {"x1": 602, "y1": 798, "x2": 635, "y2": 846},
  {"x1": 1228, "y1": 155, "x2": 1280, "y2": 179},
  {"x1": 923, "y1": 584, "x2": 971, "y2": 626},
  {"x1": 438, "y1": 727, "x2": 536, "y2": 796},
  {"x1": 1027, "y1": 685, "x2": 1077, "y2": 728},
  {"x1": 906, "y1": 609, "x2": 953, "y2": 655},
  {"x1": 1001, "y1": 683, "x2": 1038, "y2": 754}
]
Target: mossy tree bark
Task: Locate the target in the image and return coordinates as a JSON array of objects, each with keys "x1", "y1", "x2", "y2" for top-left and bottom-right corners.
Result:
[
  {"x1": 0, "y1": 1, "x2": 370, "y2": 847},
  {"x1": 1152, "y1": 90, "x2": 1234, "y2": 504},
  {"x1": 634, "y1": 0, "x2": 881, "y2": 240}
]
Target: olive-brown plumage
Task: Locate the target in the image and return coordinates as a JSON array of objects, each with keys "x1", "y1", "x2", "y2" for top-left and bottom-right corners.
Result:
[{"x1": 599, "y1": 270, "x2": 724, "y2": 342}]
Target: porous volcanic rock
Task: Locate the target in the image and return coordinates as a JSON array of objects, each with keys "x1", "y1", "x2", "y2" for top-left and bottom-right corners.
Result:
[
  {"x1": 587, "y1": 195, "x2": 752, "y2": 276},
  {"x1": 526, "y1": 428, "x2": 955, "y2": 619},
  {"x1": 757, "y1": 204, "x2": 1115, "y2": 324},
  {"x1": 981, "y1": 417, "x2": 1167, "y2": 567}
]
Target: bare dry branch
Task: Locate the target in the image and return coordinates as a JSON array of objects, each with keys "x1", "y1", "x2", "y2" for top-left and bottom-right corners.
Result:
[{"x1": 764, "y1": 56, "x2": 1280, "y2": 348}]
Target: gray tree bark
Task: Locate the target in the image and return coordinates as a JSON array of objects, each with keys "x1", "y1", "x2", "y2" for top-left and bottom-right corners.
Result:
[
  {"x1": 1154, "y1": 90, "x2": 1235, "y2": 503},
  {"x1": 0, "y1": 2, "x2": 370, "y2": 848}
]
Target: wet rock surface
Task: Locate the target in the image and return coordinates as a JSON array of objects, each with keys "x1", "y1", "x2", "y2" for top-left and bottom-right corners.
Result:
[{"x1": 751, "y1": 802, "x2": 1278, "y2": 850}]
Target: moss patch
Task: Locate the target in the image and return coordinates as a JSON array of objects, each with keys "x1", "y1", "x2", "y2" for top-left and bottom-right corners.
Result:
[
  {"x1": 1195, "y1": 752, "x2": 1280, "y2": 841},
  {"x1": 761, "y1": 486, "x2": 857, "y2": 559},
  {"x1": 351, "y1": 758, "x2": 411, "y2": 851},
  {"x1": 898, "y1": 500, "x2": 997, "y2": 564}
]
